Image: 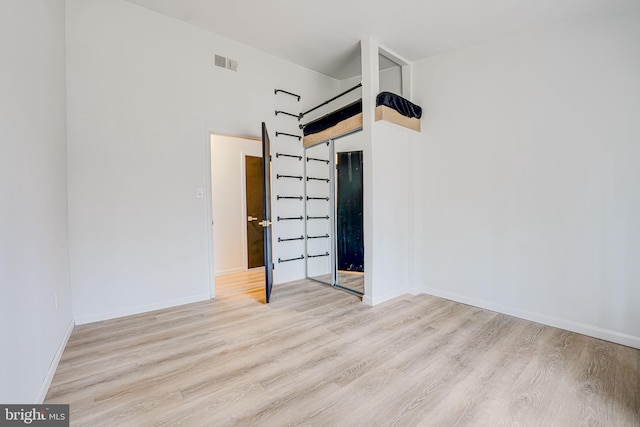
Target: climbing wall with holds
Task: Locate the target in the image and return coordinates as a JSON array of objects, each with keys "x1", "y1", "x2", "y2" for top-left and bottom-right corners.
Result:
[{"x1": 271, "y1": 89, "x2": 306, "y2": 284}]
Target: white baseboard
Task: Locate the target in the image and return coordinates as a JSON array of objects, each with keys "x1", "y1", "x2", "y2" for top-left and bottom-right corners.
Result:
[
  {"x1": 74, "y1": 293, "x2": 211, "y2": 325},
  {"x1": 214, "y1": 267, "x2": 244, "y2": 276},
  {"x1": 37, "y1": 319, "x2": 74, "y2": 403},
  {"x1": 421, "y1": 286, "x2": 640, "y2": 350},
  {"x1": 407, "y1": 286, "x2": 421, "y2": 296},
  {"x1": 367, "y1": 288, "x2": 408, "y2": 306}
]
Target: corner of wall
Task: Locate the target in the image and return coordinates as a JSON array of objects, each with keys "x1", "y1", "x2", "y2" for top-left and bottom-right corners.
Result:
[{"x1": 36, "y1": 319, "x2": 74, "y2": 403}]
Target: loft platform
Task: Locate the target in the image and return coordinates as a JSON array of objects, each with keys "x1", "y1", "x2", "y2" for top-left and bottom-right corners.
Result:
[
  {"x1": 302, "y1": 92, "x2": 422, "y2": 147},
  {"x1": 302, "y1": 100, "x2": 363, "y2": 148},
  {"x1": 375, "y1": 92, "x2": 422, "y2": 132}
]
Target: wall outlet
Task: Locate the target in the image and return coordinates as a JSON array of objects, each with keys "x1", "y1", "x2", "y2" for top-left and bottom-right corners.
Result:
[{"x1": 196, "y1": 187, "x2": 204, "y2": 199}]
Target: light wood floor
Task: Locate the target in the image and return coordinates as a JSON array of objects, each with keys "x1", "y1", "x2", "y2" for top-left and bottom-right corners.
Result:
[
  {"x1": 215, "y1": 268, "x2": 265, "y2": 302},
  {"x1": 337, "y1": 270, "x2": 364, "y2": 294},
  {"x1": 46, "y1": 280, "x2": 639, "y2": 426},
  {"x1": 312, "y1": 271, "x2": 364, "y2": 295}
]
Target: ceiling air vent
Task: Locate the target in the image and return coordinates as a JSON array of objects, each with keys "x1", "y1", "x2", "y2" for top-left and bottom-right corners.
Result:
[{"x1": 214, "y1": 54, "x2": 238, "y2": 72}]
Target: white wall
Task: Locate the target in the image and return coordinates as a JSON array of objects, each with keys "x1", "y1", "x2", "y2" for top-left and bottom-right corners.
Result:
[
  {"x1": 304, "y1": 142, "x2": 334, "y2": 279},
  {"x1": 369, "y1": 122, "x2": 417, "y2": 304},
  {"x1": 360, "y1": 38, "x2": 378, "y2": 303},
  {"x1": 379, "y1": 66, "x2": 402, "y2": 95},
  {"x1": 336, "y1": 75, "x2": 363, "y2": 112},
  {"x1": 360, "y1": 38, "x2": 420, "y2": 305},
  {"x1": 412, "y1": 10, "x2": 640, "y2": 347},
  {"x1": 0, "y1": 0, "x2": 73, "y2": 403},
  {"x1": 334, "y1": 59, "x2": 402, "y2": 115},
  {"x1": 210, "y1": 135, "x2": 261, "y2": 275},
  {"x1": 335, "y1": 129, "x2": 364, "y2": 153},
  {"x1": 66, "y1": 0, "x2": 337, "y2": 323},
  {"x1": 271, "y1": 94, "x2": 309, "y2": 282}
]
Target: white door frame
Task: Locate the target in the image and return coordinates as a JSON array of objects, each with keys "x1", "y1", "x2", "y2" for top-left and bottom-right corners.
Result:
[{"x1": 204, "y1": 128, "x2": 261, "y2": 299}]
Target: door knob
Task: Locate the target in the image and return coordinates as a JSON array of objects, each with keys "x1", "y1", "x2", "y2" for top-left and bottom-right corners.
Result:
[{"x1": 247, "y1": 216, "x2": 258, "y2": 221}]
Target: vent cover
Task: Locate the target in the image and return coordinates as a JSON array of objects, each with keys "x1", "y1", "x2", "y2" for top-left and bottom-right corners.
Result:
[
  {"x1": 214, "y1": 54, "x2": 238, "y2": 72},
  {"x1": 226, "y1": 59, "x2": 238, "y2": 72},
  {"x1": 214, "y1": 54, "x2": 226, "y2": 68}
]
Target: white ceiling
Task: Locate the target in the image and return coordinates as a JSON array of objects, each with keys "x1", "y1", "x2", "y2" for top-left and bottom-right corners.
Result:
[{"x1": 125, "y1": 0, "x2": 639, "y2": 80}]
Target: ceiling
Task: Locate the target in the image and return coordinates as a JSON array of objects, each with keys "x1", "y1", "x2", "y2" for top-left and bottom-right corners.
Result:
[{"x1": 125, "y1": 0, "x2": 639, "y2": 80}]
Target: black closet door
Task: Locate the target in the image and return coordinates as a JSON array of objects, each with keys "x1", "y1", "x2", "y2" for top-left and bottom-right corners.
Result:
[{"x1": 336, "y1": 151, "x2": 364, "y2": 272}]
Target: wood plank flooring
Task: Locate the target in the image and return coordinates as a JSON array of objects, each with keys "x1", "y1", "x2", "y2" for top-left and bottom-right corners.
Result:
[
  {"x1": 337, "y1": 270, "x2": 364, "y2": 294},
  {"x1": 46, "y1": 279, "x2": 640, "y2": 426},
  {"x1": 311, "y1": 271, "x2": 364, "y2": 295},
  {"x1": 215, "y1": 268, "x2": 265, "y2": 301}
]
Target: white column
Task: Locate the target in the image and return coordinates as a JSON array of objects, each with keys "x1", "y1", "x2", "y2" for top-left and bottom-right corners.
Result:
[{"x1": 360, "y1": 37, "x2": 379, "y2": 305}]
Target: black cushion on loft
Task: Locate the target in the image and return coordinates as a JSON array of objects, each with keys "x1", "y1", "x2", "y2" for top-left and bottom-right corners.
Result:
[
  {"x1": 376, "y1": 92, "x2": 422, "y2": 119},
  {"x1": 302, "y1": 93, "x2": 422, "y2": 137},
  {"x1": 303, "y1": 99, "x2": 363, "y2": 136}
]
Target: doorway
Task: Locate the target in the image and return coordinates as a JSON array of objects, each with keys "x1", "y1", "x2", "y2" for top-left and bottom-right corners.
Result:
[
  {"x1": 210, "y1": 134, "x2": 265, "y2": 299},
  {"x1": 303, "y1": 132, "x2": 365, "y2": 296},
  {"x1": 336, "y1": 150, "x2": 364, "y2": 273}
]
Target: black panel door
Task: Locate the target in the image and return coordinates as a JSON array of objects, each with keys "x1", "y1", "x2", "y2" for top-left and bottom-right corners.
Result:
[
  {"x1": 245, "y1": 155, "x2": 265, "y2": 269},
  {"x1": 336, "y1": 151, "x2": 364, "y2": 272},
  {"x1": 261, "y1": 123, "x2": 274, "y2": 303}
]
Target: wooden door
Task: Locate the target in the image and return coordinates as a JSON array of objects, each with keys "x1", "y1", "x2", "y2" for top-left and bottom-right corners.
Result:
[{"x1": 245, "y1": 155, "x2": 265, "y2": 269}]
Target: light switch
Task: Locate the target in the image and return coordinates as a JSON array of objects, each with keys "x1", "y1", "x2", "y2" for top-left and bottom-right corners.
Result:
[{"x1": 196, "y1": 187, "x2": 204, "y2": 199}]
